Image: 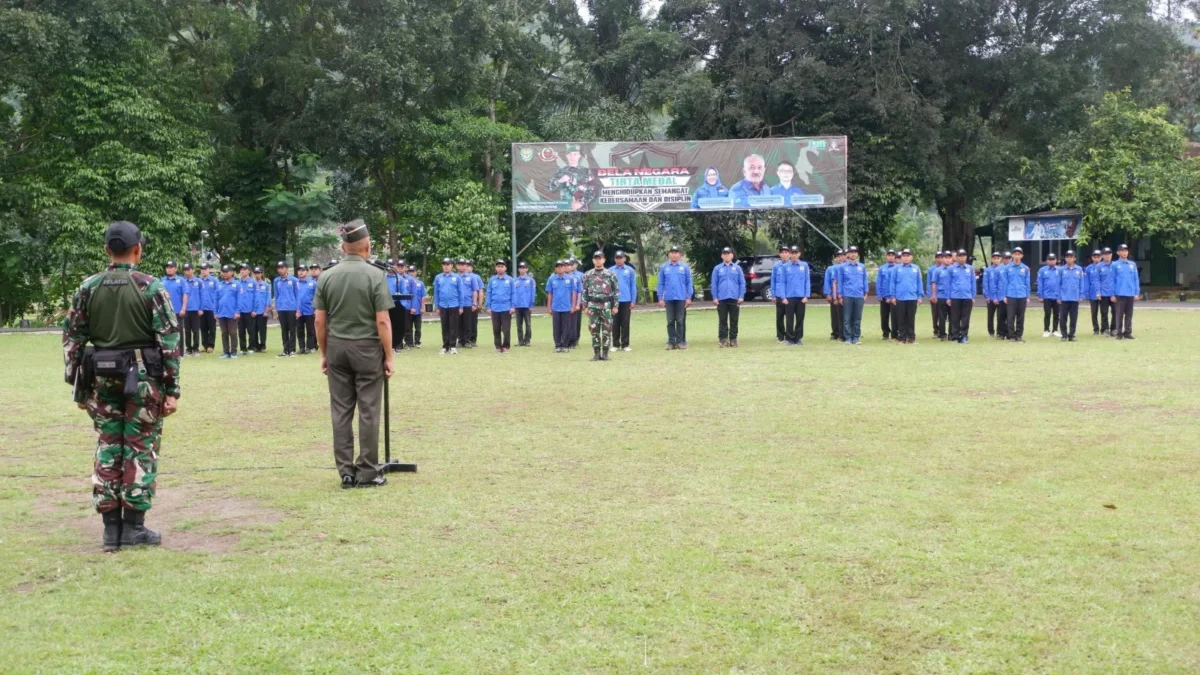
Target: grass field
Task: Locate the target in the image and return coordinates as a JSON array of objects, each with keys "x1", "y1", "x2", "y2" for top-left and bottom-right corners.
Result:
[{"x1": 2, "y1": 304, "x2": 1199, "y2": 674}]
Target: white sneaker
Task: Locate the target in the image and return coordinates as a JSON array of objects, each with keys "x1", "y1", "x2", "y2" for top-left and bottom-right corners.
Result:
[
  {"x1": 623, "y1": 346, "x2": 631, "y2": 352},
  {"x1": 450, "y1": 348, "x2": 458, "y2": 355},
  {"x1": 1043, "y1": 331, "x2": 1051, "y2": 338},
  {"x1": 1053, "y1": 330, "x2": 1061, "y2": 337},
  {"x1": 439, "y1": 348, "x2": 447, "y2": 355}
]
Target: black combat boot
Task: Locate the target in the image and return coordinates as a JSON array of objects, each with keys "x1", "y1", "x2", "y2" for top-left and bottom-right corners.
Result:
[
  {"x1": 591, "y1": 348, "x2": 602, "y2": 361},
  {"x1": 119, "y1": 508, "x2": 161, "y2": 548},
  {"x1": 602, "y1": 348, "x2": 609, "y2": 360},
  {"x1": 102, "y1": 510, "x2": 122, "y2": 553}
]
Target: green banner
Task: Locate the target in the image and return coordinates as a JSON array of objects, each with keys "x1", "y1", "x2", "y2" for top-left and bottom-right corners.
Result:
[{"x1": 511, "y1": 137, "x2": 847, "y2": 213}]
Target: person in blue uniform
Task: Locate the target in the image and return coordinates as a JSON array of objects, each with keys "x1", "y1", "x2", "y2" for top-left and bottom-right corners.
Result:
[
  {"x1": 690, "y1": 167, "x2": 729, "y2": 209},
  {"x1": 657, "y1": 246, "x2": 693, "y2": 349},
  {"x1": 783, "y1": 246, "x2": 811, "y2": 345},
  {"x1": 926, "y1": 252, "x2": 942, "y2": 338},
  {"x1": 386, "y1": 259, "x2": 409, "y2": 353},
  {"x1": 876, "y1": 250, "x2": 897, "y2": 340},
  {"x1": 433, "y1": 258, "x2": 462, "y2": 354},
  {"x1": 487, "y1": 259, "x2": 515, "y2": 353},
  {"x1": 198, "y1": 263, "x2": 219, "y2": 353},
  {"x1": 945, "y1": 249, "x2": 976, "y2": 343},
  {"x1": 469, "y1": 260, "x2": 485, "y2": 347},
  {"x1": 1056, "y1": 250, "x2": 1087, "y2": 342},
  {"x1": 824, "y1": 250, "x2": 845, "y2": 341},
  {"x1": 513, "y1": 261, "x2": 536, "y2": 347},
  {"x1": 568, "y1": 258, "x2": 584, "y2": 348},
  {"x1": 931, "y1": 251, "x2": 953, "y2": 340},
  {"x1": 1096, "y1": 247, "x2": 1115, "y2": 335},
  {"x1": 1037, "y1": 253, "x2": 1061, "y2": 338},
  {"x1": 711, "y1": 247, "x2": 746, "y2": 347},
  {"x1": 161, "y1": 260, "x2": 188, "y2": 329},
  {"x1": 1003, "y1": 247, "x2": 1031, "y2": 342},
  {"x1": 545, "y1": 260, "x2": 578, "y2": 353},
  {"x1": 610, "y1": 251, "x2": 638, "y2": 351},
  {"x1": 272, "y1": 261, "x2": 301, "y2": 357},
  {"x1": 770, "y1": 162, "x2": 809, "y2": 206},
  {"x1": 406, "y1": 264, "x2": 425, "y2": 348},
  {"x1": 296, "y1": 264, "x2": 318, "y2": 354},
  {"x1": 1110, "y1": 243, "x2": 1140, "y2": 339},
  {"x1": 730, "y1": 154, "x2": 769, "y2": 208},
  {"x1": 772, "y1": 245, "x2": 791, "y2": 342},
  {"x1": 454, "y1": 259, "x2": 475, "y2": 348},
  {"x1": 182, "y1": 263, "x2": 202, "y2": 355},
  {"x1": 833, "y1": 246, "x2": 868, "y2": 344},
  {"x1": 251, "y1": 266, "x2": 271, "y2": 352},
  {"x1": 1085, "y1": 250, "x2": 1103, "y2": 335},
  {"x1": 983, "y1": 252, "x2": 1006, "y2": 339},
  {"x1": 215, "y1": 264, "x2": 243, "y2": 359},
  {"x1": 891, "y1": 249, "x2": 924, "y2": 343},
  {"x1": 236, "y1": 264, "x2": 255, "y2": 354}
]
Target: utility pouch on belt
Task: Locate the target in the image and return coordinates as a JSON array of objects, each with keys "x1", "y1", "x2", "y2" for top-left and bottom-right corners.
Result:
[
  {"x1": 73, "y1": 347, "x2": 97, "y2": 404},
  {"x1": 92, "y1": 348, "x2": 138, "y2": 396}
]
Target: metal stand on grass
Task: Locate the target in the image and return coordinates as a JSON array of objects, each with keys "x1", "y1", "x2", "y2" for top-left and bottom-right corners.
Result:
[{"x1": 382, "y1": 375, "x2": 417, "y2": 474}]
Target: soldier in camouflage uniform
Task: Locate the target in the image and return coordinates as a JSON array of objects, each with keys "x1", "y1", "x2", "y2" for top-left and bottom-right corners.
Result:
[
  {"x1": 63, "y1": 221, "x2": 181, "y2": 552},
  {"x1": 583, "y1": 250, "x2": 620, "y2": 361},
  {"x1": 547, "y1": 144, "x2": 595, "y2": 212}
]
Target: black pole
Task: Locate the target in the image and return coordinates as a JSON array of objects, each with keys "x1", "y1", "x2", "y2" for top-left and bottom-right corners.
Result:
[{"x1": 380, "y1": 356, "x2": 417, "y2": 474}]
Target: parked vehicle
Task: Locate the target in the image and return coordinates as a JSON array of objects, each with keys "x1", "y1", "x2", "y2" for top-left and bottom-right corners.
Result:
[{"x1": 737, "y1": 256, "x2": 826, "y2": 301}]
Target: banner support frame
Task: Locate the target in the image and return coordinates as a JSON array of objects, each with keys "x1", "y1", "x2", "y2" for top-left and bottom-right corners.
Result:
[
  {"x1": 516, "y1": 213, "x2": 563, "y2": 259},
  {"x1": 790, "y1": 210, "x2": 842, "y2": 250}
]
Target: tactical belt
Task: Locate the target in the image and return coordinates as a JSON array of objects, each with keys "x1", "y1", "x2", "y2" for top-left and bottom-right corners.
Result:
[{"x1": 87, "y1": 346, "x2": 165, "y2": 397}]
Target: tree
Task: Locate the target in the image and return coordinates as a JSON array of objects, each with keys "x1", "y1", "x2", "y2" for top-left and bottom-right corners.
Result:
[
  {"x1": 1054, "y1": 90, "x2": 1200, "y2": 251},
  {"x1": 431, "y1": 180, "x2": 509, "y2": 264}
]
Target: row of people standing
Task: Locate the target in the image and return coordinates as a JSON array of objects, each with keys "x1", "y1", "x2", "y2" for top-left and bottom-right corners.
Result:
[{"x1": 383, "y1": 260, "x2": 427, "y2": 352}]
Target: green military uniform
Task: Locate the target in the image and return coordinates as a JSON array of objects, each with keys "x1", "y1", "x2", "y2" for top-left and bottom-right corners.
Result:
[
  {"x1": 314, "y1": 247, "x2": 394, "y2": 486},
  {"x1": 582, "y1": 263, "x2": 620, "y2": 359},
  {"x1": 63, "y1": 263, "x2": 181, "y2": 514},
  {"x1": 547, "y1": 145, "x2": 594, "y2": 211}
]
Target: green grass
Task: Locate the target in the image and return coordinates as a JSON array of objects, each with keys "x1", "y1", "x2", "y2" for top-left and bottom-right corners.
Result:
[{"x1": 2, "y1": 305, "x2": 1199, "y2": 673}]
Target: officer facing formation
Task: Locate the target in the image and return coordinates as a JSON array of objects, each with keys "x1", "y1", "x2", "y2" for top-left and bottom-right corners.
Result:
[
  {"x1": 583, "y1": 251, "x2": 620, "y2": 360},
  {"x1": 314, "y1": 219, "x2": 395, "y2": 489},
  {"x1": 63, "y1": 221, "x2": 179, "y2": 552},
  {"x1": 711, "y1": 247, "x2": 746, "y2": 347}
]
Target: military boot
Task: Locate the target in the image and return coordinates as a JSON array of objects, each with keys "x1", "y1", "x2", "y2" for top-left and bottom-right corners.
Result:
[
  {"x1": 119, "y1": 509, "x2": 161, "y2": 548},
  {"x1": 602, "y1": 348, "x2": 609, "y2": 360},
  {"x1": 591, "y1": 348, "x2": 602, "y2": 361},
  {"x1": 102, "y1": 510, "x2": 122, "y2": 553}
]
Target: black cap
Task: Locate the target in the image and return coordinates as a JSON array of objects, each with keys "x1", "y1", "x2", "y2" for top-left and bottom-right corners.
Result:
[
  {"x1": 456, "y1": 258, "x2": 467, "y2": 264},
  {"x1": 721, "y1": 247, "x2": 733, "y2": 254},
  {"x1": 835, "y1": 249, "x2": 845, "y2": 256},
  {"x1": 900, "y1": 248, "x2": 913, "y2": 255},
  {"x1": 276, "y1": 260, "x2": 286, "y2": 268},
  {"x1": 104, "y1": 221, "x2": 145, "y2": 254},
  {"x1": 1117, "y1": 243, "x2": 1129, "y2": 250},
  {"x1": 592, "y1": 251, "x2": 604, "y2": 258},
  {"x1": 182, "y1": 262, "x2": 193, "y2": 270},
  {"x1": 1102, "y1": 247, "x2": 1112, "y2": 253},
  {"x1": 407, "y1": 264, "x2": 416, "y2": 270},
  {"x1": 518, "y1": 261, "x2": 528, "y2": 268},
  {"x1": 554, "y1": 259, "x2": 565, "y2": 266},
  {"x1": 467, "y1": 259, "x2": 474, "y2": 265},
  {"x1": 615, "y1": 251, "x2": 626, "y2": 258},
  {"x1": 200, "y1": 262, "x2": 211, "y2": 269},
  {"x1": 991, "y1": 251, "x2": 1001, "y2": 258},
  {"x1": 886, "y1": 249, "x2": 896, "y2": 255},
  {"x1": 1003, "y1": 251, "x2": 1012, "y2": 258},
  {"x1": 1091, "y1": 250, "x2": 1101, "y2": 256},
  {"x1": 220, "y1": 264, "x2": 232, "y2": 272},
  {"x1": 779, "y1": 244, "x2": 790, "y2": 252},
  {"x1": 1012, "y1": 247, "x2": 1023, "y2": 253},
  {"x1": 340, "y1": 219, "x2": 369, "y2": 243},
  {"x1": 253, "y1": 265, "x2": 263, "y2": 273},
  {"x1": 386, "y1": 259, "x2": 395, "y2": 265},
  {"x1": 1046, "y1": 253, "x2": 1057, "y2": 259},
  {"x1": 297, "y1": 264, "x2": 308, "y2": 270},
  {"x1": 956, "y1": 249, "x2": 967, "y2": 255},
  {"x1": 497, "y1": 259, "x2": 508, "y2": 265},
  {"x1": 790, "y1": 245, "x2": 800, "y2": 253},
  {"x1": 441, "y1": 258, "x2": 453, "y2": 265},
  {"x1": 669, "y1": 246, "x2": 681, "y2": 253},
  {"x1": 1065, "y1": 250, "x2": 1076, "y2": 257},
  {"x1": 165, "y1": 260, "x2": 177, "y2": 268},
  {"x1": 847, "y1": 246, "x2": 859, "y2": 253}
]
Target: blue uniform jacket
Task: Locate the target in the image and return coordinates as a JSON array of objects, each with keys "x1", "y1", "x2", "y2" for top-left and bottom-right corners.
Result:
[
  {"x1": 610, "y1": 264, "x2": 638, "y2": 303},
  {"x1": 771, "y1": 184, "x2": 808, "y2": 206},
  {"x1": 876, "y1": 262, "x2": 894, "y2": 298},
  {"x1": 945, "y1": 263, "x2": 975, "y2": 300},
  {"x1": 1096, "y1": 260, "x2": 1115, "y2": 296},
  {"x1": 835, "y1": 261, "x2": 867, "y2": 298},
  {"x1": 1057, "y1": 265, "x2": 1087, "y2": 302},
  {"x1": 487, "y1": 274, "x2": 515, "y2": 311},
  {"x1": 711, "y1": 262, "x2": 746, "y2": 301},
  {"x1": 253, "y1": 280, "x2": 271, "y2": 314},
  {"x1": 297, "y1": 278, "x2": 317, "y2": 315},
  {"x1": 892, "y1": 264, "x2": 924, "y2": 301},
  {"x1": 772, "y1": 261, "x2": 788, "y2": 299},
  {"x1": 273, "y1": 275, "x2": 300, "y2": 312},
  {"x1": 1111, "y1": 259, "x2": 1140, "y2": 297},
  {"x1": 513, "y1": 275, "x2": 536, "y2": 309},
  {"x1": 184, "y1": 277, "x2": 202, "y2": 311},
  {"x1": 1036, "y1": 265, "x2": 1060, "y2": 300},
  {"x1": 1085, "y1": 263, "x2": 1102, "y2": 300},
  {"x1": 408, "y1": 277, "x2": 426, "y2": 314},
  {"x1": 216, "y1": 279, "x2": 241, "y2": 319},
  {"x1": 823, "y1": 263, "x2": 840, "y2": 296},
  {"x1": 783, "y1": 260, "x2": 811, "y2": 298},
  {"x1": 457, "y1": 273, "x2": 476, "y2": 307},
  {"x1": 690, "y1": 183, "x2": 729, "y2": 208},
  {"x1": 161, "y1": 275, "x2": 188, "y2": 313},
  {"x1": 730, "y1": 180, "x2": 769, "y2": 208},
  {"x1": 236, "y1": 278, "x2": 256, "y2": 313},
  {"x1": 1004, "y1": 263, "x2": 1031, "y2": 299},
  {"x1": 983, "y1": 265, "x2": 1004, "y2": 301},
  {"x1": 545, "y1": 274, "x2": 576, "y2": 312},
  {"x1": 198, "y1": 276, "x2": 219, "y2": 312},
  {"x1": 657, "y1": 261, "x2": 694, "y2": 301},
  {"x1": 925, "y1": 265, "x2": 939, "y2": 298},
  {"x1": 433, "y1": 272, "x2": 462, "y2": 309}
]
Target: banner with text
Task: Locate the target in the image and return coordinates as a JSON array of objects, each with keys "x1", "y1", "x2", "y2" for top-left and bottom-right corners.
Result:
[{"x1": 511, "y1": 137, "x2": 847, "y2": 213}]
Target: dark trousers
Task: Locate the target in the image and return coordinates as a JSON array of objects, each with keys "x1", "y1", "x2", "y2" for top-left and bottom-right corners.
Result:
[
  {"x1": 219, "y1": 317, "x2": 237, "y2": 354},
  {"x1": 1061, "y1": 301, "x2": 1079, "y2": 338},
  {"x1": 613, "y1": 301, "x2": 631, "y2": 348},
  {"x1": 987, "y1": 301, "x2": 1007, "y2": 337},
  {"x1": 895, "y1": 300, "x2": 917, "y2": 341},
  {"x1": 665, "y1": 300, "x2": 687, "y2": 345},
  {"x1": 238, "y1": 314, "x2": 253, "y2": 352},
  {"x1": 879, "y1": 300, "x2": 892, "y2": 338},
  {"x1": 279, "y1": 312, "x2": 297, "y2": 354},
  {"x1": 325, "y1": 336, "x2": 384, "y2": 483},
  {"x1": 255, "y1": 315, "x2": 268, "y2": 350},
  {"x1": 515, "y1": 308, "x2": 531, "y2": 345},
  {"x1": 949, "y1": 299, "x2": 973, "y2": 340},
  {"x1": 829, "y1": 300, "x2": 843, "y2": 339},
  {"x1": 300, "y1": 314, "x2": 316, "y2": 351},
  {"x1": 552, "y1": 311, "x2": 571, "y2": 348},
  {"x1": 1113, "y1": 296, "x2": 1134, "y2": 337},
  {"x1": 775, "y1": 298, "x2": 786, "y2": 340},
  {"x1": 440, "y1": 308, "x2": 459, "y2": 350},
  {"x1": 1006, "y1": 298, "x2": 1027, "y2": 339},
  {"x1": 785, "y1": 298, "x2": 806, "y2": 342},
  {"x1": 389, "y1": 307, "x2": 406, "y2": 349},
  {"x1": 931, "y1": 298, "x2": 940, "y2": 336},
  {"x1": 407, "y1": 313, "x2": 422, "y2": 346},
  {"x1": 1042, "y1": 300, "x2": 1060, "y2": 333},
  {"x1": 936, "y1": 300, "x2": 950, "y2": 337},
  {"x1": 1099, "y1": 296, "x2": 1113, "y2": 333},
  {"x1": 201, "y1": 310, "x2": 216, "y2": 349},
  {"x1": 1090, "y1": 299, "x2": 1101, "y2": 332},
  {"x1": 184, "y1": 311, "x2": 200, "y2": 353},
  {"x1": 842, "y1": 296, "x2": 864, "y2": 341},
  {"x1": 717, "y1": 300, "x2": 740, "y2": 341},
  {"x1": 492, "y1": 311, "x2": 511, "y2": 349},
  {"x1": 474, "y1": 308, "x2": 482, "y2": 344}
]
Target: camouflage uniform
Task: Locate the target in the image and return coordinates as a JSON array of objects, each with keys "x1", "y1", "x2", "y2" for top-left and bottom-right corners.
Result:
[
  {"x1": 583, "y1": 266, "x2": 620, "y2": 355},
  {"x1": 548, "y1": 165, "x2": 594, "y2": 211},
  {"x1": 63, "y1": 263, "x2": 181, "y2": 514}
]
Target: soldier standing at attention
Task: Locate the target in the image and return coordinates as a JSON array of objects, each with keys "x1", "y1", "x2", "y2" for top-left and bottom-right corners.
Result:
[
  {"x1": 251, "y1": 266, "x2": 271, "y2": 352},
  {"x1": 314, "y1": 219, "x2": 395, "y2": 489},
  {"x1": 63, "y1": 221, "x2": 179, "y2": 551},
  {"x1": 772, "y1": 245, "x2": 791, "y2": 343},
  {"x1": 583, "y1": 251, "x2": 620, "y2": 360},
  {"x1": 272, "y1": 261, "x2": 301, "y2": 357},
  {"x1": 433, "y1": 258, "x2": 462, "y2": 355},
  {"x1": 216, "y1": 264, "x2": 242, "y2": 358},
  {"x1": 487, "y1": 260, "x2": 515, "y2": 353},
  {"x1": 1003, "y1": 247, "x2": 1031, "y2": 342},
  {"x1": 1110, "y1": 243, "x2": 1140, "y2": 340},
  {"x1": 236, "y1": 264, "x2": 255, "y2": 354},
  {"x1": 610, "y1": 251, "x2": 638, "y2": 351},
  {"x1": 198, "y1": 263, "x2": 219, "y2": 353},
  {"x1": 824, "y1": 250, "x2": 844, "y2": 341},
  {"x1": 181, "y1": 263, "x2": 201, "y2": 356},
  {"x1": 406, "y1": 264, "x2": 425, "y2": 348},
  {"x1": 657, "y1": 246, "x2": 694, "y2": 349},
  {"x1": 297, "y1": 264, "x2": 318, "y2": 354},
  {"x1": 711, "y1": 247, "x2": 745, "y2": 347},
  {"x1": 513, "y1": 261, "x2": 536, "y2": 347}
]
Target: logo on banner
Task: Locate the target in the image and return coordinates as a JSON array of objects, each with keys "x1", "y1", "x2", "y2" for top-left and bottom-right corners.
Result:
[
  {"x1": 519, "y1": 147, "x2": 534, "y2": 162},
  {"x1": 538, "y1": 147, "x2": 559, "y2": 162}
]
